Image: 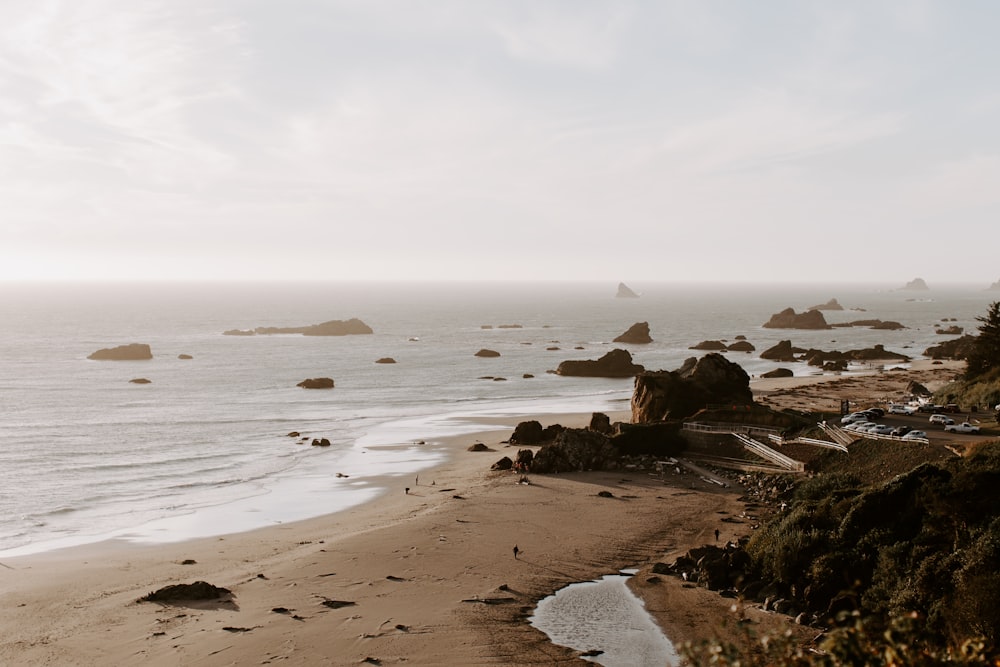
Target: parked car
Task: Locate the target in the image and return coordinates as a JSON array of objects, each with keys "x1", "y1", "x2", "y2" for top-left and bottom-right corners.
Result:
[
  {"x1": 902, "y1": 430, "x2": 928, "y2": 440},
  {"x1": 865, "y1": 408, "x2": 886, "y2": 418},
  {"x1": 891, "y1": 426, "x2": 912, "y2": 436},
  {"x1": 929, "y1": 414, "x2": 955, "y2": 426},
  {"x1": 871, "y1": 425, "x2": 895, "y2": 435},
  {"x1": 918, "y1": 404, "x2": 944, "y2": 413},
  {"x1": 888, "y1": 404, "x2": 916, "y2": 415},
  {"x1": 944, "y1": 422, "x2": 981, "y2": 434},
  {"x1": 845, "y1": 421, "x2": 875, "y2": 432},
  {"x1": 841, "y1": 413, "x2": 869, "y2": 425}
]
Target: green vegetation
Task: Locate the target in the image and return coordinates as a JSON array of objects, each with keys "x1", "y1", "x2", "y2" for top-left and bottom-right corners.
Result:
[{"x1": 965, "y1": 301, "x2": 1000, "y2": 380}]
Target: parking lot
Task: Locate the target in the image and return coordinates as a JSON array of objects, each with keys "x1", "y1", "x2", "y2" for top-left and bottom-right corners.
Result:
[{"x1": 845, "y1": 410, "x2": 998, "y2": 445}]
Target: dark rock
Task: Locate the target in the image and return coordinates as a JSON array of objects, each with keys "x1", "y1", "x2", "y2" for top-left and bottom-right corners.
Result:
[
  {"x1": 497, "y1": 324, "x2": 522, "y2": 329},
  {"x1": 510, "y1": 421, "x2": 544, "y2": 445},
  {"x1": 556, "y1": 349, "x2": 644, "y2": 378},
  {"x1": 807, "y1": 298, "x2": 844, "y2": 311},
  {"x1": 139, "y1": 581, "x2": 231, "y2": 603},
  {"x1": 923, "y1": 334, "x2": 977, "y2": 360},
  {"x1": 761, "y1": 368, "x2": 794, "y2": 379},
  {"x1": 762, "y1": 308, "x2": 831, "y2": 330},
  {"x1": 481, "y1": 325, "x2": 493, "y2": 329},
  {"x1": 523, "y1": 373, "x2": 534, "y2": 379},
  {"x1": 589, "y1": 412, "x2": 612, "y2": 434},
  {"x1": 725, "y1": 340, "x2": 755, "y2": 352},
  {"x1": 616, "y1": 282, "x2": 639, "y2": 298},
  {"x1": 467, "y1": 443, "x2": 490, "y2": 452},
  {"x1": 906, "y1": 380, "x2": 932, "y2": 397},
  {"x1": 375, "y1": 357, "x2": 397, "y2": 364},
  {"x1": 311, "y1": 438, "x2": 331, "y2": 447},
  {"x1": 541, "y1": 424, "x2": 566, "y2": 441},
  {"x1": 475, "y1": 349, "x2": 501, "y2": 358},
  {"x1": 901, "y1": 277, "x2": 929, "y2": 290},
  {"x1": 491, "y1": 456, "x2": 514, "y2": 471},
  {"x1": 223, "y1": 329, "x2": 255, "y2": 336},
  {"x1": 935, "y1": 325, "x2": 963, "y2": 335},
  {"x1": 689, "y1": 340, "x2": 727, "y2": 351},
  {"x1": 611, "y1": 422, "x2": 685, "y2": 457},
  {"x1": 613, "y1": 322, "x2": 652, "y2": 344},
  {"x1": 320, "y1": 599, "x2": 356, "y2": 609},
  {"x1": 631, "y1": 353, "x2": 752, "y2": 423},
  {"x1": 760, "y1": 340, "x2": 803, "y2": 362},
  {"x1": 178, "y1": 354, "x2": 193, "y2": 360},
  {"x1": 297, "y1": 378, "x2": 334, "y2": 389},
  {"x1": 597, "y1": 490, "x2": 614, "y2": 498},
  {"x1": 88, "y1": 343, "x2": 152, "y2": 360},
  {"x1": 129, "y1": 378, "x2": 151, "y2": 384},
  {"x1": 530, "y1": 428, "x2": 619, "y2": 473}
]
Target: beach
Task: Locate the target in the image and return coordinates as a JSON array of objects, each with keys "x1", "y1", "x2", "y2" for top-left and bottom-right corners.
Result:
[{"x1": 0, "y1": 363, "x2": 970, "y2": 665}]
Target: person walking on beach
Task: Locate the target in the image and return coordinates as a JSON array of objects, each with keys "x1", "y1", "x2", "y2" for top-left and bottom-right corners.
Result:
[
  {"x1": 715, "y1": 528, "x2": 720, "y2": 542},
  {"x1": 513, "y1": 544, "x2": 520, "y2": 559}
]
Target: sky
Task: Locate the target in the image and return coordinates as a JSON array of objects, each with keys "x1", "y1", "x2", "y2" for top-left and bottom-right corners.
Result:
[{"x1": 1, "y1": 0, "x2": 998, "y2": 284}]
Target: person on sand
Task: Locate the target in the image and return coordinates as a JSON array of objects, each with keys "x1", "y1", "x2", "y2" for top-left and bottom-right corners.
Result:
[
  {"x1": 405, "y1": 487, "x2": 410, "y2": 495},
  {"x1": 715, "y1": 528, "x2": 720, "y2": 542},
  {"x1": 513, "y1": 545, "x2": 520, "y2": 559}
]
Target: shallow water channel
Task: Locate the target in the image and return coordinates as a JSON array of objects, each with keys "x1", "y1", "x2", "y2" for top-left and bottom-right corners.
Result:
[{"x1": 529, "y1": 571, "x2": 680, "y2": 666}]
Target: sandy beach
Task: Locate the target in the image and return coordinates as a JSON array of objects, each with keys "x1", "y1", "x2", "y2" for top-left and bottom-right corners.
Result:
[{"x1": 0, "y1": 363, "x2": 968, "y2": 666}]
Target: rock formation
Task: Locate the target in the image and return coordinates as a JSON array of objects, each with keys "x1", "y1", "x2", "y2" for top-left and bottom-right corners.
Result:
[
  {"x1": 761, "y1": 368, "x2": 794, "y2": 379},
  {"x1": 760, "y1": 340, "x2": 804, "y2": 362},
  {"x1": 901, "y1": 277, "x2": 929, "y2": 290},
  {"x1": 613, "y1": 322, "x2": 652, "y2": 344},
  {"x1": 375, "y1": 357, "x2": 397, "y2": 364},
  {"x1": 589, "y1": 412, "x2": 613, "y2": 434},
  {"x1": 689, "y1": 340, "x2": 727, "y2": 351},
  {"x1": 762, "y1": 308, "x2": 831, "y2": 330},
  {"x1": 631, "y1": 353, "x2": 752, "y2": 423},
  {"x1": 802, "y1": 344, "x2": 909, "y2": 368},
  {"x1": 935, "y1": 325, "x2": 963, "y2": 335},
  {"x1": 139, "y1": 581, "x2": 231, "y2": 603},
  {"x1": 510, "y1": 421, "x2": 544, "y2": 445},
  {"x1": 616, "y1": 282, "x2": 639, "y2": 298},
  {"x1": 297, "y1": 378, "x2": 335, "y2": 389},
  {"x1": 725, "y1": 340, "x2": 755, "y2": 353},
  {"x1": 807, "y1": 298, "x2": 844, "y2": 311},
  {"x1": 833, "y1": 319, "x2": 905, "y2": 330},
  {"x1": 178, "y1": 354, "x2": 193, "y2": 360},
  {"x1": 88, "y1": 343, "x2": 153, "y2": 360},
  {"x1": 475, "y1": 349, "x2": 501, "y2": 358},
  {"x1": 923, "y1": 334, "x2": 978, "y2": 360},
  {"x1": 530, "y1": 429, "x2": 619, "y2": 473},
  {"x1": 129, "y1": 378, "x2": 152, "y2": 384},
  {"x1": 224, "y1": 318, "x2": 373, "y2": 336},
  {"x1": 555, "y1": 349, "x2": 644, "y2": 378}
]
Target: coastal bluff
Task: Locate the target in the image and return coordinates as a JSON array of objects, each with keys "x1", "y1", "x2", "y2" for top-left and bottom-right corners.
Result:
[
  {"x1": 87, "y1": 343, "x2": 153, "y2": 360},
  {"x1": 223, "y1": 318, "x2": 373, "y2": 336}
]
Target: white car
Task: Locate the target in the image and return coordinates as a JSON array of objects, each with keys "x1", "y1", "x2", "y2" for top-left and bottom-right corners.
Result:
[
  {"x1": 902, "y1": 430, "x2": 928, "y2": 440},
  {"x1": 871, "y1": 425, "x2": 895, "y2": 435},
  {"x1": 846, "y1": 421, "x2": 877, "y2": 432},
  {"x1": 841, "y1": 413, "x2": 870, "y2": 425},
  {"x1": 929, "y1": 414, "x2": 955, "y2": 426},
  {"x1": 944, "y1": 422, "x2": 981, "y2": 434},
  {"x1": 888, "y1": 404, "x2": 916, "y2": 415}
]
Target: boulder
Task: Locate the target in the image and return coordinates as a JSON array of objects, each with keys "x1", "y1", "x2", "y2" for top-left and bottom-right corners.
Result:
[
  {"x1": 139, "y1": 581, "x2": 231, "y2": 603},
  {"x1": 616, "y1": 282, "x2": 639, "y2": 298},
  {"x1": 311, "y1": 438, "x2": 331, "y2": 447},
  {"x1": 725, "y1": 340, "x2": 755, "y2": 352},
  {"x1": 760, "y1": 340, "x2": 802, "y2": 362},
  {"x1": 807, "y1": 298, "x2": 844, "y2": 311},
  {"x1": 906, "y1": 380, "x2": 932, "y2": 397},
  {"x1": 613, "y1": 322, "x2": 652, "y2": 344},
  {"x1": 761, "y1": 368, "x2": 794, "y2": 379},
  {"x1": 491, "y1": 456, "x2": 514, "y2": 471},
  {"x1": 530, "y1": 429, "x2": 619, "y2": 473},
  {"x1": 88, "y1": 343, "x2": 152, "y2": 360},
  {"x1": 297, "y1": 378, "x2": 335, "y2": 389},
  {"x1": 510, "y1": 421, "x2": 544, "y2": 445},
  {"x1": 467, "y1": 443, "x2": 490, "y2": 452},
  {"x1": 762, "y1": 308, "x2": 831, "y2": 330},
  {"x1": 935, "y1": 325, "x2": 963, "y2": 335},
  {"x1": 556, "y1": 349, "x2": 644, "y2": 378},
  {"x1": 631, "y1": 353, "x2": 752, "y2": 423},
  {"x1": 589, "y1": 412, "x2": 612, "y2": 434},
  {"x1": 178, "y1": 354, "x2": 193, "y2": 360},
  {"x1": 129, "y1": 378, "x2": 152, "y2": 384},
  {"x1": 375, "y1": 357, "x2": 397, "y2": 364},
  {"x1": 689, "y1": 340, "x2": 727, "y2": 351},
  {"x1": 541, "y1": 424, "x2": 566, "y2": 441},
  {"x1": 475, "y1": 349, "x2": 501, "y2": 358}
]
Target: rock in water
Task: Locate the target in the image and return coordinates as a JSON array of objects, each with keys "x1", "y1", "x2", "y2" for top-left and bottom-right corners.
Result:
[
  {"x1": 475, "y1": 349, "x2": 501, "y2": 358},
  {"x1": 297, "y1": 378, "x2": 335, "y2": 389},
  {"x1": 88, "y1": 343, "x2": 153, "y2": 360},
  {"x1": 616, "y1": 282, "x2": 639, "y2": 298},
  {"x1": 762, "y1": 308, "x2": 831, "y2": 330},
  {"x1": 901, "y1": 277, "x2": 929, "y2": 291},
  {"x1": 613, "y1": 322, "x2": 652, "y2": 344},
  {"x1": 556, "y1": 349, "x2": 644, "y2": 378},
  {"x1": 807, "y1": 298, "x2": 844, "y2": 311}
]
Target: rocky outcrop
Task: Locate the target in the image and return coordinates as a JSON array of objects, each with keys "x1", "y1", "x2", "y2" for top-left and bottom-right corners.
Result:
[
  {"x1": 139, "y1": 581, "x2": 231, "y2": 603},
  {"x1": 808, "y1": 298, "x2": 844, "y2": 311},
  {"x1": 613, "y1": 322, "x2": 652, "y2": 344},
  {"x1": 589, "y1": 412, "x2": 612, "y2": 434},
  {"x1": 631, "y1": 353, "x2": 752, "y2": 423},
  {"x1": 923, "y1": 334, "x2": 977, "y2": 360},
  {"x1": 762, "y1": 308, "x2": 831, "y2": 330},
  {"x1": 935, "y1": 325, "x2": 963, "y2": 335},
  {"x1": 556, "y1": 349, "x2": 644, "y2": 378},
  {"x1": 689, "y1": 340, "x2": 727, "y2": 351},
  {"x1": 475, "y1": 349, "x2": 501, "y2": 358},
  {"x1": 297, "y1": 378, "x2": 335, "y2": 389},
  {"x1": 901, "y1": 277, "x2": 929, "y2": 290},
  {"x1": 375, "y1": 357, "x2": 397, "y2": 364},
  {"x1": 88, "y1": 343, "x2": 153, "y2": 360},
  {"x1": 611, "y1": 422, "x2": 686, "y2": 457},
  {"x1": 833, "y1": 319, "x2": 905, "y2": 330},
  {"x1": 802, "y1": 344, "x2": 909, "y2": 368},
  {"x1": 761, "y1": 368, "x2": 794, "y2": 379},
  {"x1": 510, "y1": 420, "x2": 544, "y2": 445},
  {"x1": 989, "y1": 279, "x2": 1000, "y2": 291},
  {"x1": 906, "y1": 380, "x2": 932, "y2": 397},
  {"x1": 760, "y1": 340, "x2": 804, "y2": 362},
  {"x1": 225, "y1": 318, "x2": 373, "y2": 336},
  {"x1": 491, "y1": 456, "x2": 514, "y2": 471},
  {"x1": 530, "y1": 429, "x2": 619, "y2": 473},
  {"x1": 616, "y1": 282, "x2": 639, "y2": 298},
  {"x1": 726, "y1": 340, "x2": 755, "y2": 353}
]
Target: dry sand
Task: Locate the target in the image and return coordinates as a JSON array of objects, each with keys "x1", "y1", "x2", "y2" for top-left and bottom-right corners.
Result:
[{"x1": 0, "y1": 364, "x2": 967, "y2": 666}]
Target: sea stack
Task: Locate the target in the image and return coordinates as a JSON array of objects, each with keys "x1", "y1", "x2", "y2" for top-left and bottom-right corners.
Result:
[
  {"x1": 616, "y1": 282, "x2": 639, "y2": 298},
  {"x1": 901, "y1": 278, "x2": 930, "y2": 291},
  {"x1": 613, "y1": 322, "x2": 653, "y2": 344}
]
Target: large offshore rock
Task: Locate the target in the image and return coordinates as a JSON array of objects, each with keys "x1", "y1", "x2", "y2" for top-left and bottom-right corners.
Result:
[
  {"x1": 762, "y1": 308, "x2": 831, "y2": 330},
  {"x1": 631, "y1": 353, "x2": 752, "y2": 423},
  {"x1": 616, "y1": 282, "x2": 639, "y2": 298},
  {"x1": 88, "y1": 343, "x2": 153, "y2": 360},
  {"x1": 556, "y1": 349, "x2": 644, "y2": 378},
  {"x1": 613, "y1": 322, "x2": 652, "y2": 344}
]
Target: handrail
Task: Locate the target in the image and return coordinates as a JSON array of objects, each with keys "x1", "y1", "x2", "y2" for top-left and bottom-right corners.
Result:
[{"x1": 732, "y1": 433, "x2": 805, "y2": 472}]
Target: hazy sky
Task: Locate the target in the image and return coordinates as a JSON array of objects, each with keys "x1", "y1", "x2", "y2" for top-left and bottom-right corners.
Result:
[{"x1": 2, "y1": 1, "x2": 998, "y2": 283}]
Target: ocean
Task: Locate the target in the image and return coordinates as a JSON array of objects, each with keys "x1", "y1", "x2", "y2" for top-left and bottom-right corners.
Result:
[{"x1": 0, "y1": 280, "x2": 994, "y2": 556}]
